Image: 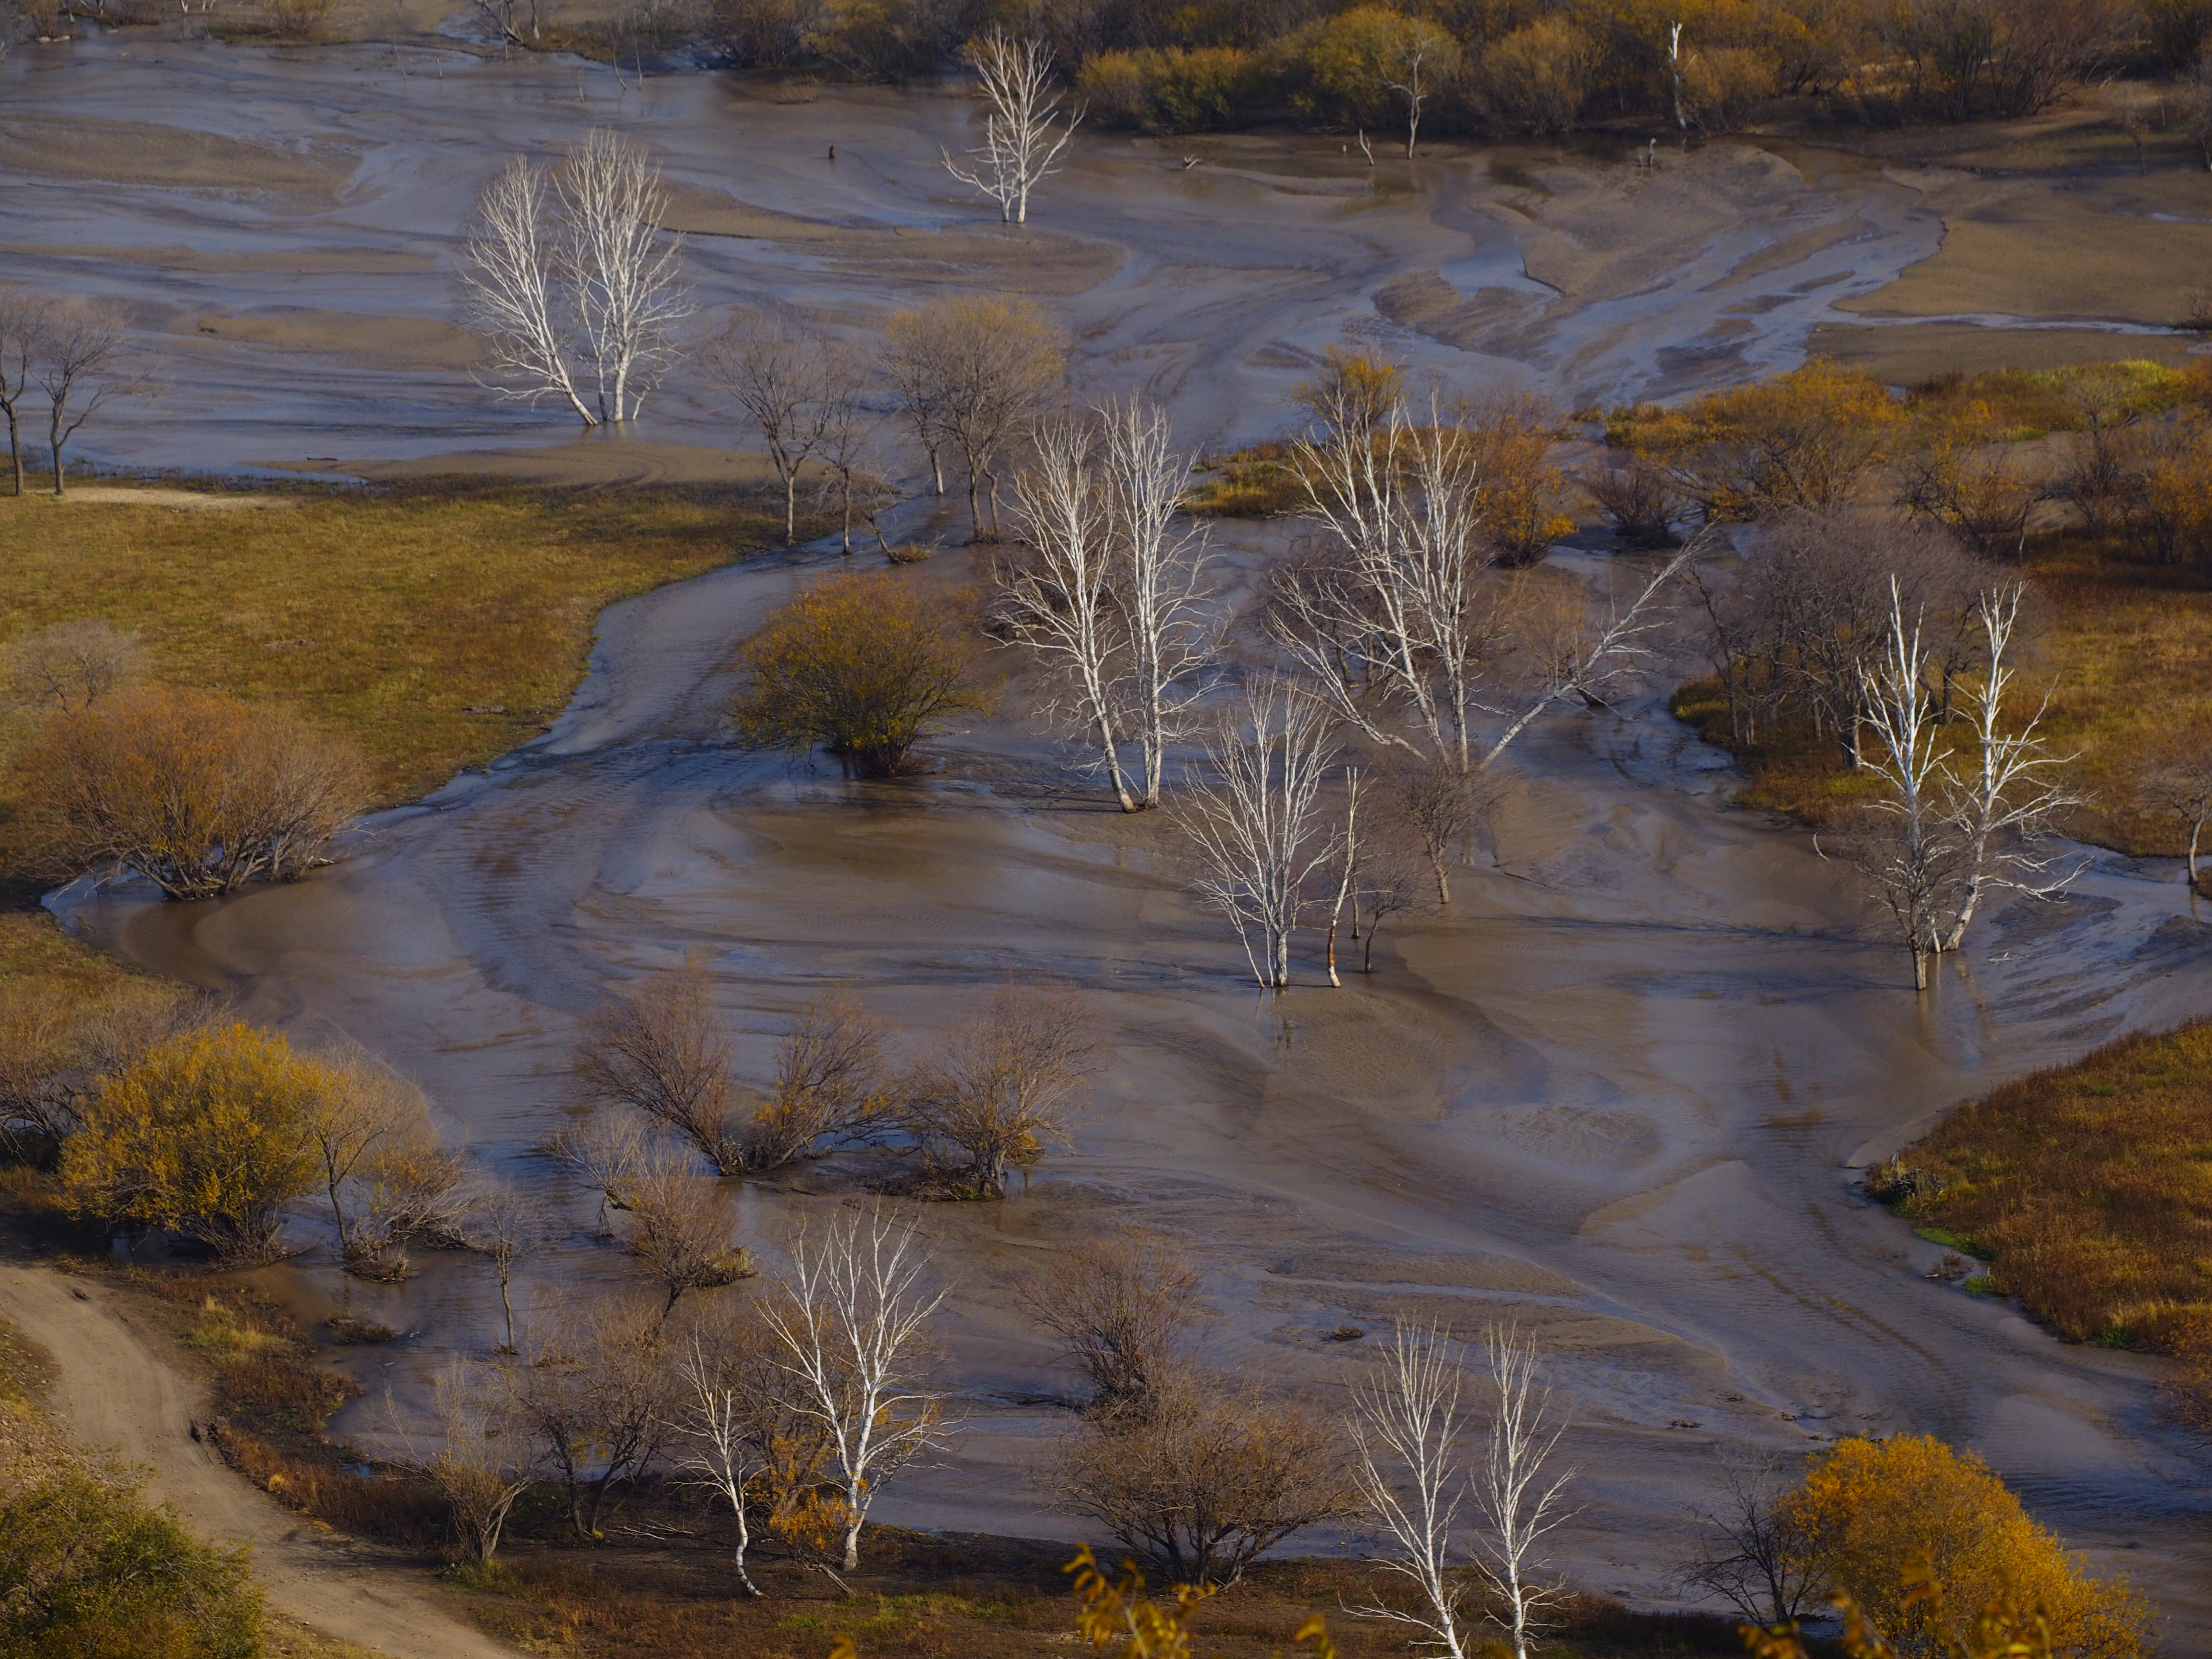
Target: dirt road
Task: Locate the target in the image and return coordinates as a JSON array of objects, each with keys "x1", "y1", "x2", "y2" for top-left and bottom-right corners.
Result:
[{"x1": 0, "y1": 1263, "x2": 518, "y2": 1659}]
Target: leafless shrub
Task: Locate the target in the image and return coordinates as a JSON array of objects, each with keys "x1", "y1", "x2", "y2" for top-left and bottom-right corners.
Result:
[
  {"x1": 462, "y1": 1171, "x2": 547, "y2": 1354},
  {"x1": 389, "y1": 1357, "x2": 539, "y2": 1564},
  {"x1": 1581, "y1": 454, "x2": 1681, "y2": 548},
  {"x1": 264, "y1": 0, "x2": 331, "y2": 39},
  {"x1": 303, "y1": 1052, "x2": 463, "y2": 1282},
  {"x1": 1016, "y1": 1229, "x2": 1202, "y2": 1411},
  {"x1": 20, "y1": 686, "x2": 366, "y2": 900},
  {"x1": 515, "y1": 1296, "x2": 679, "y2": 1538},
  {"x1": 903, "y1": 986, "x2": 1103, "y2": 1199},
  {"x1": 1, "y1": 621, "x2": 143, "y2": 715},
  {"x1": 560, "y1": 1118, "x2": 754, "y2": 1313},
  {"x1": 1679, "y1": 1455, "x2": 1818, "y2": 1626},
  {"x1": 752, "y1": 990, "x2": 894, "y2": 1167},
  {"x1": 2140, "y1": 720, "x2": 2212, "y2": 892},
  {"x1": 1049, "y1": 1359, "x2": 1355, "y2": 1588},
  {"x1": 0, "y1": 976, "x2": 207, "y2": 1164},
  {"x1": 1380, "y1": 757, "x2": 1484, "y2": 904}
]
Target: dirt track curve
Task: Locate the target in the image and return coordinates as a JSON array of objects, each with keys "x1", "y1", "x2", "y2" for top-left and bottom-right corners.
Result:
[{"x1": 0, "y1": 1263, "x2": 520, "y2": 1659}]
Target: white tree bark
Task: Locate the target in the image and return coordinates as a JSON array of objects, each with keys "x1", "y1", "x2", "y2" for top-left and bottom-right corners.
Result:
[
  {"x1": 1470, "y1": 1326, "x2": 1577, "y2": 1659},
  {"x1": 941, "y1": 32, "x2": 1082, "y2": 226},
  {"x1": 1171, "y1": 676, "x2": 1341, "y2": 989},
  {"x1": 1346, "y1": 1323, "x2": 1472, "y2": 1659},
  {"x1": 758, "y1": 1206, "x2": 950, "y2": 1572},
  {"x1": 678, "y1": 1331, "x2": 767, "y2": 1598},
  {"x1": 461, "y1": 157, "x2": 596, "y2": 424},
  {"x1": 1101, "y1": 396, "x2": 1216, "y2": 807},
  {"x1": 1004, "y1": 415, "x2": 1139, "y2": 811},
  {"x1": 1855, "y1": 579, "x2": 1959, "y2": 992}
]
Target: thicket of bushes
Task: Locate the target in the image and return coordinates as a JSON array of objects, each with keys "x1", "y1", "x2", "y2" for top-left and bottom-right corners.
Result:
[{"x1": 710, "y1": 0, "x2": 2194, "y2": 137}]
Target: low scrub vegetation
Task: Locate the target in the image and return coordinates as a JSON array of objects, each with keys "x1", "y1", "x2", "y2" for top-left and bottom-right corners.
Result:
[{"x1": 1887, "y1": 1020, "x2": 2212, "y2": 1353}]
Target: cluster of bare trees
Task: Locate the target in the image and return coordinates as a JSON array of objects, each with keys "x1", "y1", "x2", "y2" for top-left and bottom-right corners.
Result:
[
  {"x1": 460, "y1": 128, "x2": 691, "y2": 427},
  {"x1": 1024, "y1": 1229, "x2": 1578, "y2": 1650},
  {"x1": 0, "y1": 290, "x2": 139, "y2": 496},
  {"x1": 705, "y1": 309, "x2": 882, "y2": 547},
  {"x1": 396, "y1": 1205, "x2": 950, "y2": 1584},
  {"x1": 302, "y1": 1051, "x2": 468, "y2": 1280},
  {"x1": 569, "y1": 970, "x2": 1103, "y2": 1200},
  {"x1": 984, "y1": 365, "x2": 1685, "y2": 990}
]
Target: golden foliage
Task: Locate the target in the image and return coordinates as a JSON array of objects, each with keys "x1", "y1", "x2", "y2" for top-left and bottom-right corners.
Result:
[
  {"x1": 729, "y1": 570, "x2": 983, "y2": 777},
  {"x1": 15, "y1": 685, "x2": 365, "y2": 900},
  {"x1": 59, "y1": 1022, "x2": 325, "y2": 1262},
  {"x1": 1901, "y1": 1020, "x2": 2212, "y2": 1352},
  {"x1": 1776, "y1": 1437, "x2": 2147, "y2": 1659}
]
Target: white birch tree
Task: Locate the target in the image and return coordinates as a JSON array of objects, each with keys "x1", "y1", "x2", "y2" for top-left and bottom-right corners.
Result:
[
  {"x1": 1170, "y1": 676, "x2": 1341, "y2": 990},
  {"x1": 759, "y1": 1205, "x2": 951, "y2": 1572},
  {"x1": 460, "y1": 130, "x2": 690, "y2": 427},
  {"x1": 707, "y1": 308, "x2": 836, "y2": 544},
  {"x1": 1346, "y1": 1324, "x2": 1473, "y2": 1659},
  {"x1": 678, "y1": 1326, "x2": 769, "y2": 1599},
  {"x1": 1852, "y1": 582, "x2": 1960, "y2": 993},
  {"x1": 941, "y1": 31, "x2": 1082, "y2": 226},
  {"x1": 1471, "y1": 1326, "x2": 1577, "y2": 1659}
]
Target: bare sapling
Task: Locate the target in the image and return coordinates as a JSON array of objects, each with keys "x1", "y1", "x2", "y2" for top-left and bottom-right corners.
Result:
[
  {"x1": 1016, "y1": 1228, "x2": 1202, "y2": 1413},
  {"x1": 1102, "y1": 395, "x2": 1215, "y2": 806},
  {"x1": 0, "y1": 290, "x2": 48, "y2": 497},
  {"x1": 677, "y1": 1311, "x2": 770, "y2": 1598},
  {"x1": 759, "y1": 1204, "x2": 951, "y2": 1572},
  {"x1": 1324, "y1": 766, "x2": 1363, "y2": 987},
  {"x1": 813, "y1": 342, "x2": 890, "y2": 555},
  {"x1": 0, "y1": 620, "x2": 142, "y2": 714},
  {"x1": 1003, "y1": 414, "x2": 1138, "y2": 810},
  {"x1": 390, "y1": 1357, "x2": 539, "y2": 1564},
  {"x1": 1471, "y1": 1325, "x2": 1577, "y2": 1659},
  {"x1": 36, "y1": 301, "x2": 131, "y2": 497},
  {"x1": 2143, "y1": 722, "x2": 2212, "y2": 893},
  {"x1": 749, "y1": 990, "x2": 896, "y2": 1168},
  {"x1": 460, "y1": 130, "x2": 690, "y2": 426},
  {"x1": 1171, "y1": 676, "x2": 1341, "y2": 989},
  {"x1": 1851, "y1": 586, "x2": 1960, "y2": 993},
  {"x1": 941, "y1": 31, "x2": 1083, "y2": 226},
  {"x1": 1679, "y1": 1455, "x2": 1817, "y2": 1626},
  {"x1": 302, "y1": 1052, "x2": 459, "y2": 1280},
  {"x1": 1352, "y1": 824, "x2": 1429, "y2": 974},
  {"x1": 1346, "y1": 1324, "x2": 1475, "y2": 1659},
  {"x1": 464, "y1": 1171, "x2": 545, "y2": 1354},
  {"x1": 1383, "y1": 758, "x2": 1476, "y2": 904},
  {"x1": 560, "y1": 1117, "x2": 753, "y2": 1314},
  {"x1": 707, "y1": 308, "x2": 838, "y2": 544},
  {"x1": 904, "y1": 986, "x2": 1104, "y2": 1199},
  {"x1": 884, "y1": 296, "x2": 1063, "y2": 540}
]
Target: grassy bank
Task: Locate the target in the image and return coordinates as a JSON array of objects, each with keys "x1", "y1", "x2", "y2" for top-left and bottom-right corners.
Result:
[
  {"x1": 0, "y1": 480, "x2": 812, "y2": 805},
  {"x1": 1892, "y1": 1021, "x2": 2212, "y2": 1353}
]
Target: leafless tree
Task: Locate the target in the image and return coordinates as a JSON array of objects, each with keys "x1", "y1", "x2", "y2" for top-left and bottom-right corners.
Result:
[
  {"x1": 813, "y1": 343, "x2": 891, "y2": 556},
  {"x1": 1050, "y1": 1360, "x2": 1355, "y2": 1588},
  {"x1": 460, "y1": 130, "x2": 690, "y2": 427},
  {"x1": 1346, "y1": 1324, "x2": 1475, "y2": 1659},
  {"x1": 1679, "y1": 1455, "x2": 1817, "y2": 1626},
  {"x1": 1323, "y1": 766, "x2": 1364, "y2": 987},
  {"x1": 0, "y1": 620, "x2": 142, "y2": 714},
  {"x1": 707, "y1": 309, "x2": 839, "y2": 544},
  {"x1": 677, "y1": 1310, "x2": 772, "y2": 1598},
  {"x1": 390, "y1": 1357, "x2": 539, "y2": 1564},
  {"x1": 753, "y1": 991, "x2": 897, "y2": 1167},
  {"x1": 759, "y1": 1204, "x2": 951, "y2": 1571},
  {"x1": 2142, "y1": 725, "x2": 2212, "y2": 893},
  {"x1": 573, "y1": 965, "x2": 739, "y2": 1173},
  {"x1": 0, "y1": 290, "x2": 48, "y2": 497},
  {"x1": 1102, "y1": 396, "x2": 1216, "y2": 807},
  {"x1": 1351, "y1": 821, "x2": 1430, "y2": 975},
  {"x1": 904, "y1": 986, "x2": 1103, "y2": 1198},
  {"x1": 885, "y1": 296, "x2": 1062, "y2": 539},
  {"x1": 1382, "y1": 757, "x2": 1479, "y2": 904},
  {"x1": 464, "y1": 1171, "x2": 546, "y2": 1354},
  {"x1": 1470, "y1": 1325, "x2": 1577, "y2": 1659},
  {"x1": 516, "y1": 1296, "x2": 679, "y2": 1538},
  {"x1": 1016, "y1": 1228, "x2": 1203, "y2": 1411},
  {"x1": 560, "y1": 1117, "x2": 753, "y2": 1313},
  {"x1": 302, "y1": 1052, "x2": 459, "y2": 1281},
  {"x1": 941, "y1": 31, "x2": 1082, "y2": 226},
  {"x1": 1003, "y1": 414, "x2": 1136, "y2": 808},
  {"x1": 37, "y1": 301, "x2": 129, "y2": 497},
  {"x1": 1172, "y1": 676, "x2": 1342, "y2": 989}
]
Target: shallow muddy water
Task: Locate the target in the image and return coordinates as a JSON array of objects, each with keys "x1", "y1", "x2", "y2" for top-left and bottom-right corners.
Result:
[{"x1": 13, "y1": 32, "x2": 2212, "y2": 1635}]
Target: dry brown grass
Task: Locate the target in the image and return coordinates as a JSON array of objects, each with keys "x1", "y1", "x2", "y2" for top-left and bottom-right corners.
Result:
[
  {"x1": 0, "y1": 479, "x2": 811, "y2": 805},
  {"x1": 1900, "y1": 1021, "x2": 2212, "y2": 1353}
]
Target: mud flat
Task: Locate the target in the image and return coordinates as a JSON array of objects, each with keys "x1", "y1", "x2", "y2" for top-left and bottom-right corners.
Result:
[{"x1": 11, "y1": 29, "x2": 2212, "y2": 1638}]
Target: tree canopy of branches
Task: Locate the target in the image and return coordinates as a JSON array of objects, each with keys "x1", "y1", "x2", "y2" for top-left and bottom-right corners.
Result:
[
  {"x1": 19, "y1": 686, "x2": 365, "y2": 901},
  {"x1": 706, "y1": 308, "x2": 866, "y2": 544},
  {"x1": 460, "y1": 129, "x2": 691, "y2": 427},
  {"x1": 904, "y1": 986, "x2": 1104, "y2": 1198},
  {"x1": 36, "y1": 300, "x2": 133, "y2": 497},
  {"x1": 560, "y1": 1117, "x2": 754, "y2": 1314},
  {"x1": 0, "y1": 620, "x2": 142, "y2": 714},
  {"x1": 759, "y1": 1205, "x2": 950, "y2": 1572},
  {"x1": 941, "y1": 31, "x2": 1082, "y2": 225},
  {"x1": 302, "y1": 1052, "x2": 462, "y2": 1282},
  {"x1": 515, "y1": 1297, "x2": 678, "y2": 1538},
  {"x1": 884, "y1": 295, "x2": 1063, "y2": 537},
  {"x1": 572, "y1": 966, "x2": 893, "y2": 1174},
  {"x1": 1050, "y1": 1360, "x2": 1354, "y2": 1588},
  {"x1": 59, "y1": 1022, "x2": 325, "y2": 1263},
  {"x1": 1018, "y1": 1228, "x2": 1202, "y2": 1413},
  {"x1": 0, "y1": 973, "x2": 204, "y2": 1167},
  {"x1": 391, "y1": 1357, "x2": 540, "y2": 1564},
  {"x1": 728, "y1": 570, "x2": 983, "y2": 777}
]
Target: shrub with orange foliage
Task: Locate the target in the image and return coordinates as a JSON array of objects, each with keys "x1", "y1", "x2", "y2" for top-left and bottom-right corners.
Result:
[
  {"x1": 1778, "y1": 1436, "x2": 2147, "y2": 1659},
  {"x1": 18, "y1": 685, "x2": 364, "y2": 900},
  {"x1": 1619, "y1": 361, "x2": 1904, "y2": 520}
]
